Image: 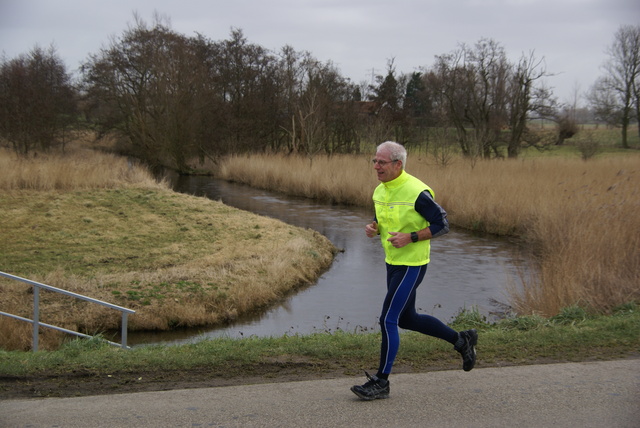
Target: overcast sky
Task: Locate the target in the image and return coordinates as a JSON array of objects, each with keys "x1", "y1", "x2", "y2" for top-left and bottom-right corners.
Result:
[{"x1": 1, "y1": 0, "x2": 639, "y2": 104}]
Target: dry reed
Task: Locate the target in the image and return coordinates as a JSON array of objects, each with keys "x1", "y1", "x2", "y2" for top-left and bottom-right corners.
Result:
[
  {"x1": 218, "y1": 153, "x2": 378, "y2": 206},
  {"x1": 218, "y1": 152, "x2": 640, "y2": 316},
  {"x1": 0, "y1": 147, "x2": 166, "y2": 191}
]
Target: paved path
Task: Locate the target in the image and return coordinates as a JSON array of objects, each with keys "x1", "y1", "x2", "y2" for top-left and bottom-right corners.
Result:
[{"x1": 1, "y1": 359, "x2": 638, "y2": 428}]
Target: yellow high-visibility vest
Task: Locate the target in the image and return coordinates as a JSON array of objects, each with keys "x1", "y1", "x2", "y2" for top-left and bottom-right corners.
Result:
[{"x1": 373, "y1": 170, "x2": 434, "y2": 266}]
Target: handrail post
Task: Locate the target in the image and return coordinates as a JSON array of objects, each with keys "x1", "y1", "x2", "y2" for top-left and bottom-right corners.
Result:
[
  {"x1": 1, "y1": 271, "x2": 135, "y2": 351},
  {"x1": 121, "y1": 312, "x2": 129, "y2": 349},
  {"x1": 33, "y1": 286, "x2": 40, "y2": 352}
]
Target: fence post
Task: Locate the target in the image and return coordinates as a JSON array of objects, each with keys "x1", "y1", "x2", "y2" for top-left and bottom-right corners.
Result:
[
  {"x1": 121, "y1": 312, "x2": 129, "y2": 349},
  {"x1": 33, "y1": 286, "x2": 40, "y2": 352},
  {"x1": 1, "y1": 271, "x2": 135, "y2": 351}
]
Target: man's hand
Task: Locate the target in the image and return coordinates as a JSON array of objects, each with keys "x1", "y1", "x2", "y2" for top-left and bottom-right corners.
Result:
[
  {"x1": 365, "y1": 221, "x2": 379, "y2": 238},
  {"x1": 387, "y1": 231, "x2": 411, "y2": 248}
]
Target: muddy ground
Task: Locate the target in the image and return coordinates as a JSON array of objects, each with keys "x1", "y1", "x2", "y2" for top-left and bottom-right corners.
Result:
[
  {"x1": 3, "y1": 356, "x2": 626, "y2": 400},
  {"x1": 1, "y1": 364, "x2": 350, "y2": 400}
]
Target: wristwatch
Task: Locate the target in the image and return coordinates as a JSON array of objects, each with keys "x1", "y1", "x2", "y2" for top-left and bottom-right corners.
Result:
[{"x1": 411, "y1": 231, "x2": 419, "y2": 243}]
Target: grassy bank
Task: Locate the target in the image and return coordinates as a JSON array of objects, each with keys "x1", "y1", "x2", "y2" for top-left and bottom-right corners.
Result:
[
  {"x1": 215, "y1": 150, "x2": 640, "y2": 317},
  {"x1": 0, "y1": 148, "x2": 337, "y2": 350},
  {"x1": 1, "y1": 304, "x2": 638, "y2": 398},
  {"x1": 1, "y1": 134, "x2": 638, "y2": 345}
]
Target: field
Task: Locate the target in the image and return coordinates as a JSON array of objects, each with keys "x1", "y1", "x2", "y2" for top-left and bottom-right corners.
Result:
[{"x1": 1, "y1": 128, "x2": 639, "y2": 352}]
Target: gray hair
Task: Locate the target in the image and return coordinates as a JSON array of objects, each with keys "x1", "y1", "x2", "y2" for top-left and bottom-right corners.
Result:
[{"x1": 377, "y1": 141, "x2": 407, "y2": 168}]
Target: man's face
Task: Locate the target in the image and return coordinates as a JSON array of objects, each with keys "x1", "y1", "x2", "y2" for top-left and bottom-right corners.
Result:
[{"x1": 373, "y1": 149, "x2": 403, "y2": 182}]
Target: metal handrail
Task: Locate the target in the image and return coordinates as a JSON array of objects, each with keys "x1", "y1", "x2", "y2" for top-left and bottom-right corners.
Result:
[{"x1": 0, "y1": 271, "x2": 135, "y2": 351}]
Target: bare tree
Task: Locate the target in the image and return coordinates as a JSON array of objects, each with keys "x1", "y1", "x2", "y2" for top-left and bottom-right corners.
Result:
[
  {"x1": 297, "y1": 57, "x2": 348, "y2": 159},
  {"x1": 276, "y1": 48, "x2": 356, "y2": 157},
  {"x1": 276, "y1": 45, "x2": 306, "y2": 153},
  {"x1": 595, "y1": 25, "x2": 640, "y2": 148},
  {"x1": 587, "y1": 76, "x2": 622, "y2": 127},
  {"x1": 0, "y1": 45, "x2": 77, "y2": 155},
  {"x1": 434, "y1": 38, "x2": 510, "y2": 158},
  {"x1": 213, "y1": 28, "x2": 280, "y2": 153},
  {"x1": 506, "y1": 51, "x2": 555, "y2": 157},
  {"x1": 428, "y1": 39, "x2": 554, "y2": 159},
  {"x1": 81, "y1": 15, "x2": 215, "y2": 171},
  {"x1": 297, "y1": 82, "x2": 325, "y2": 161}
]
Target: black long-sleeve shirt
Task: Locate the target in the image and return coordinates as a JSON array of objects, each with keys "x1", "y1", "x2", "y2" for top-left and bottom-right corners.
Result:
[{"x1": 415, "y1": 190, "x2": 449, "y2": 238}]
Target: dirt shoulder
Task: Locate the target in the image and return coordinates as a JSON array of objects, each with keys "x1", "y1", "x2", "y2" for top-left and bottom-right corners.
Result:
[
  {"x1": 1, "y1": 362, "x2": 347, "y2": 400},
  {"x1": 3, "y1": 355, "x2": 637, "y2": 400}
]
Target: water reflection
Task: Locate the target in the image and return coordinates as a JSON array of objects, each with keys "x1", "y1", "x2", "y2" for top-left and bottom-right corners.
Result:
[{"x1": 128, "y1": 176, "x2": 526, "y2": 346}]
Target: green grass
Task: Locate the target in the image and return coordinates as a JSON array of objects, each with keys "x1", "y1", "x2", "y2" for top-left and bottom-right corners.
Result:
[
  {"x1": 2, "y1": 305, "x2": 637, "y2": 379},
  {"x1": 0, "y1": 188, "x2": 223, "y2": 277},
  {"x1": 0, "y1": 184, "x2": 337, "y2": 340},
  {"x1": 519, "y1": 141, "x2": 640, "y2": 158},
  {"x1": 517, "y1": 125, "x2": 640, "y2": 159}
]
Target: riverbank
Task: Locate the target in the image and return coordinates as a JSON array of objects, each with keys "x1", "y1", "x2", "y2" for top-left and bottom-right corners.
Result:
[
  {"x1": 213, "y1": 151, "x2": 640, "y2": 317},
  {"x1": 1, "y1": 304, "x2": 638, "y2": 399},
  {"x1": 0, "y1": 148, "x2": 337, "y2": 350}
]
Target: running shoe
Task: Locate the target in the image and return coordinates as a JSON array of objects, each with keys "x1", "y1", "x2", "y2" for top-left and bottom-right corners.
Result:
[
  {"x1": 454, "y1": 329, "x2": 478, "y2": 371},
  {"x1": 350, "y1": 371, "x2": 390, "y2": 400}
]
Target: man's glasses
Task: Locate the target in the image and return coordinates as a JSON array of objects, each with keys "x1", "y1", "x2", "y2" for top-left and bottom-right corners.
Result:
[{"x1": 371, "y1": 159, "x2": 397, "y2": 166}]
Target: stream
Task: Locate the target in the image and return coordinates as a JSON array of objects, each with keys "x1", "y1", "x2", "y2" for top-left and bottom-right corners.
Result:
[{"x1": 127, "y1": 176, "x2": 527, "y2": 346}]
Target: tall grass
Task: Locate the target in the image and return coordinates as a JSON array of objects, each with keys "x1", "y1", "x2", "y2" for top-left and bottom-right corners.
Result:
[
  {"x1": 217, "y1": 153, "x2": 377, "y2": 206},
  {"x1": 0, "y1": 147, "x2": 165, "y2": 191},
  {"x1": 217, "y1": 152, "x2": 640, "y2": 316}
]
